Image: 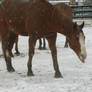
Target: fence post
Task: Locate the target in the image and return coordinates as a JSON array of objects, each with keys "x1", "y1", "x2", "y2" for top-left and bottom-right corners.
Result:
[{"x1": 70, "y1": 0, "x2": 76, "y2": 4}]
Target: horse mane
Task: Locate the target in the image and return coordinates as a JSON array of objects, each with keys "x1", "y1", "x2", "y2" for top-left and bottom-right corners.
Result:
[
  {"x1": 1, "y1": 0, "x2": 31, "y2": 5},
  {"x1": 50, "y1": 5, "x2": 73, "y2": 37},
  {"x1": 26, "y1": 0, "x2": 74, "y2": 38},
  {"x1": 54, "y1": 3, "x2": 72, "y2": 20},
  {"x1": 32, "y1": 0, "x2": 47, "y2": 3}
]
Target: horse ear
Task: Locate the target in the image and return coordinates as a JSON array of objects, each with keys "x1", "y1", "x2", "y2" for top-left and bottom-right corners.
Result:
[
  {"x1": 73, "y1": 22, "x2": 77, "y2": 29},
  {"x1": 80, "y1": 21, "x2": 84, "y2": 29}
]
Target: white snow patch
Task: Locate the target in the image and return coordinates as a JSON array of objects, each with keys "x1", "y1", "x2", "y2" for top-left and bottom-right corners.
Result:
[{"x1": 0, "y1": 26, "x2": 92, "y2": 92}]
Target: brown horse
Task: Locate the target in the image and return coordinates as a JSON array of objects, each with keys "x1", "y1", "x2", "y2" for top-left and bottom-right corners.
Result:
[
  {"x1": 38, "y1": 3, "x2": 73, "y2": 49},
  {"x1": 8, "y1": 3, "x2": 72, "y2": 54},
  {"x1": 55, "y1": 3, "x2": 72, "y2": 48},
  {"x1": 0, "y1": 0, "x2": 87, "y2": 78},
  {"x1": 38, "y1": 38, "x2": 46, "y2": 49},
  {"x1": 0, "y1": 32, "x2": 20, "y2": 57},
  {"x1": 8, "y1": 32, "x2": 20, "y2": 56}
]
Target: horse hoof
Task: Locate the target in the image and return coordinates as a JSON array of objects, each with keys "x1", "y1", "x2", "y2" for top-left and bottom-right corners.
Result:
[
  {"x1": 64, "y1": 45, "x2": 68, "y2": 48},
  {"x1": 7, "y1": 67, "x2": 15, "y2": 72},
  {"x1": 9, "y1": 53, "x2": 14, "y2": 57},
  {"x1": 27, "y1": 72, "x2": 34, "y2": 76},
  {"x1": 38, "y1": 47, "x2": 43, "y2": 50},
  {"x1": 55, "y1": 72, "x2": 63, "y2": 78},
  {"x1": 38, "y1": 47, "x2": 46, "y2": 50},
  {"x1": 42, "y1": 47, "x2": 47, "y2": 50},
  {"x1": 15, "y1": 52, "x2": 20, "y2": 56}
]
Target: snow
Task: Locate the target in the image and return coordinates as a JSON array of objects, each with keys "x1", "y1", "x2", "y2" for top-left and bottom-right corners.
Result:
[{"x1": 0, "y1": 26, "x2": 92, "y2": 92}]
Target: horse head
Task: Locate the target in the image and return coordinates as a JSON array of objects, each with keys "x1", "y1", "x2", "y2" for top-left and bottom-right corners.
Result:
[{"x1": 68, "y1": 22, "x2": 87, "y2": 63}]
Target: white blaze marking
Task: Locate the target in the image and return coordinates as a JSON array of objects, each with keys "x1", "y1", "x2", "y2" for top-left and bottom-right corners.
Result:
[{"x1": 79, "y1": 33, "x2": 87, "y2": 59}]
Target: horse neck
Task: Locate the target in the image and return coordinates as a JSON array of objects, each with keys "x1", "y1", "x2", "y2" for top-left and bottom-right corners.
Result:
[
  {"x1": 43, "y1": 2, "x2": 74, "y2": 39},
  {"x1": 32, "y1": 0, "x2": 47, "y2": 3},
  {"x1": 58, "y1": 14, "x2": 74, "y2": 38}
]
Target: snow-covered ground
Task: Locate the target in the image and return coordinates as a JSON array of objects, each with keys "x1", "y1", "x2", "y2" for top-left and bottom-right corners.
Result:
[{"x1": 0, "y1": 26, "x2": 92, "y2": 92}]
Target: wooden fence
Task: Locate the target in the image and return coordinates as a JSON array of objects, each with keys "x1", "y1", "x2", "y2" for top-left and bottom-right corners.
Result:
[{"x1": 70, "y1": 5, "x2": 92, "y2": 19}]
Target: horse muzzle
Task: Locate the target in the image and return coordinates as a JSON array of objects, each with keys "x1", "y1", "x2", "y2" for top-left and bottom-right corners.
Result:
[{"x1": 79, "y1": 54, "x2": 87, "y2": 63}]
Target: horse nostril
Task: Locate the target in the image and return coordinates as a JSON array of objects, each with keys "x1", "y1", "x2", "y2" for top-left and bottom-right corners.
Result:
[
  {"x1": 79, "y1": 54, "x2": 86, "y2": 63},
  {"x1": 80, "y1": 54, "x2": 86, "y2": 59}
]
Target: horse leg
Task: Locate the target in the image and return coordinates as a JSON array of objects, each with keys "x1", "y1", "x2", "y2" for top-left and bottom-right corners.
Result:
[
  {"x1": 8, "y1": 32, "x2": 18, "y2": 57},
  {"x1": 27, "y1": 36, "x2": 36, "y2": 76},
  {"x1": 1, "y1": 35, "x2": 15, "y2": 72},
  {"x1": 15, "y1": 36, "x2": 20, "y2": 55},
  {"x1": 64, "y1": 37, "x2": 69, "y2": 48},
  {"x1": 38, "y1": 38, "x2": 42, "y2": 49},
  {"x1": 39, "y1": 38, "x2": 46, "y2": 50},
  {"x1": 43, "y1": 38, "x2": 46, "y2": 49},
  {"x1": 46, "y1": 34, "x2": 63, "y2": 78}
]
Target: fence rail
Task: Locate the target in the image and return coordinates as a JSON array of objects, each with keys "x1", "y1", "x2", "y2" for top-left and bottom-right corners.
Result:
[{"x1": 70, "y1": 5, "x2": 92, "y2": 18}]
